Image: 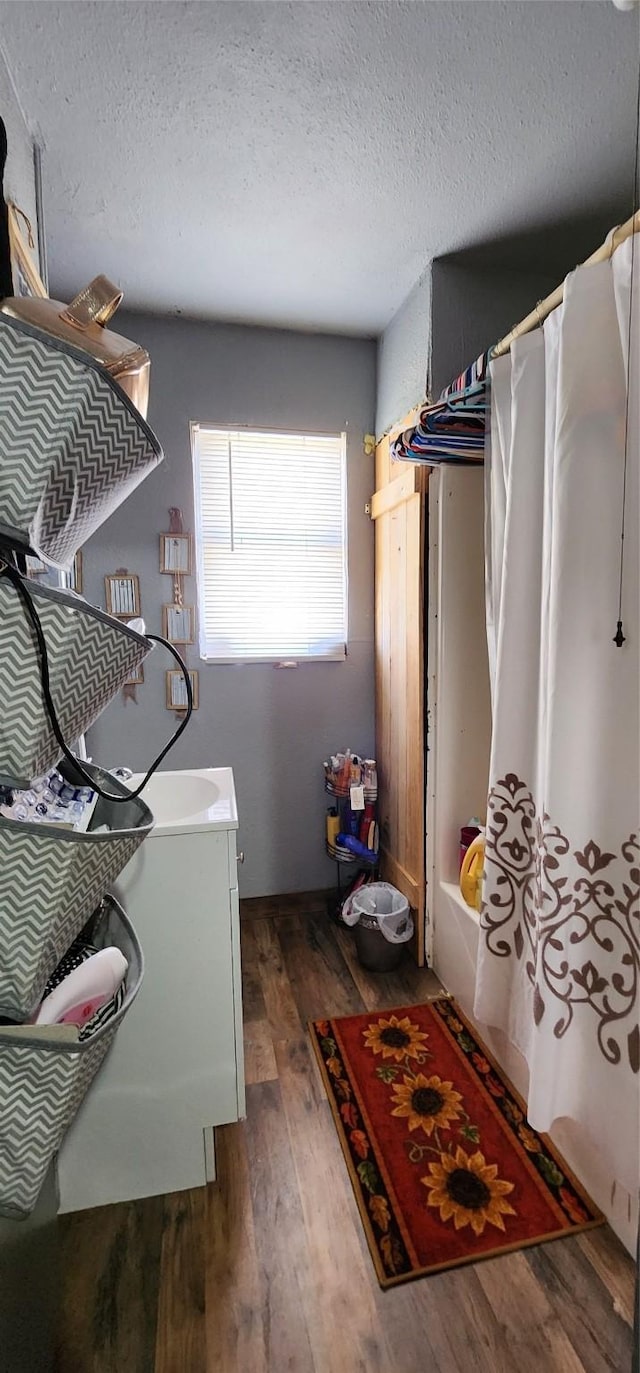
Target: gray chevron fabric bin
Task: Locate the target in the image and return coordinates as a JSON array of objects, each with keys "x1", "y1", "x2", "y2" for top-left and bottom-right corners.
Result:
[
  {"x1": 0, "y1": 573, "x2": 154, "y2": 789},
  {"x1": 0, "y1": 896, "x2": 143, "y2": 1219},
  {"x1": 0, "y1": 314, "x2": 163, "y2": 569},
  {"x1": 0, "y1": 761, "x2": 153, "y2": 1021}
]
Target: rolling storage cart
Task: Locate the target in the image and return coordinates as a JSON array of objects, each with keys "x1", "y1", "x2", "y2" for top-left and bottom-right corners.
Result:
[{"x1": 323, "y1": 755, "x2": 380, "y2": 919}]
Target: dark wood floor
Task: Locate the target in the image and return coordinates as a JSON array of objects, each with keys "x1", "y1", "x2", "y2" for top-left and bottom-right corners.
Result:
[{"x1": 58, "y1": 895, "x2": 637, "y2": 1373}]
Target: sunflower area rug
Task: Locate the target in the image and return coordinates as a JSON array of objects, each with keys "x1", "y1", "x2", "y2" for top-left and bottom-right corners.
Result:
[{"x1": 309, "y1": 998, "x2": 603, "y2": 1287}]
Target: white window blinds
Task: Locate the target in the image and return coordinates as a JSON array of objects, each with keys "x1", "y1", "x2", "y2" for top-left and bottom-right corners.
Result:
[{"x1": 191, "y1": 426, "x2": 348, "y2": 662}]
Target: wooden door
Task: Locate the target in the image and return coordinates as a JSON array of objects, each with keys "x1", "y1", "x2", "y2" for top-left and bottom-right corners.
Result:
[{"x1": 372, "y1": 429, "x2": 428, "y2": 964}]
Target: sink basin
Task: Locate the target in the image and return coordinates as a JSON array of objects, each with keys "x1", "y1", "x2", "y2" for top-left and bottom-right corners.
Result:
[
  {"x1": 137, "y1": 772, "x2": 218, "y2": 824},
  {"x1": 126, "y1": 767, "x2": 238, "y2": 835}
]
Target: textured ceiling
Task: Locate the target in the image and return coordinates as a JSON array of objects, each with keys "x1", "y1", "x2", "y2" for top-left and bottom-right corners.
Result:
[{"x1": 0, "y1": 0, "x2": 638, "y2": 334}]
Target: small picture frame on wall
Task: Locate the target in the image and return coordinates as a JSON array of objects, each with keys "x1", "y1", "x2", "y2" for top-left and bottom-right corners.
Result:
[
  {"x1": 163, "y1": 603, "x2": 195, "y2": 644},
  {"x1": 105, "y1": 573, "x2": 141, "y2": 619},
  {"x1": 8, "y1": 203, "x2": 47, "y2": 299},
  {"x1": 125, "y1": 663, "x2": 144, "y2": 687},
  {"x1": 166, "y1": 669, "x2": 199, "y2": 712},
  {"x1": 68, "y1": 551, "x2": 83, "y2": 596},
  {"x1": 25, "y1": 554, "x2": 47, "y2": 578},
  {"x1": 160, "y1": 532, "x2": 193, "y2": 576},
  {"x1": 25, "y1": 555, "x2": 60, "y2": 590},
  {"x1": 26, "y1": 552, "x2": 83, "y2": 594}
]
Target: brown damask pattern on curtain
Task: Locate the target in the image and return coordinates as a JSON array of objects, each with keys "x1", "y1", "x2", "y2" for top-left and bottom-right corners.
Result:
[{"x1": 481, "y1": 773, "x2": 640, "y2": 1074}]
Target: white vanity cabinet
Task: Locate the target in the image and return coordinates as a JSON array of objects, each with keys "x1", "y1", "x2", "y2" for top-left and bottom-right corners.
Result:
[{"x1": 57, "y1": 767, "x2": 244, "y2": 1212}]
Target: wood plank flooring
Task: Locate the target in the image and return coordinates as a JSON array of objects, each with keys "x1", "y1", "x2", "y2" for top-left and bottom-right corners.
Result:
[{"x1": 58, "y1": 897, "x2": 637, "y2": 1373}]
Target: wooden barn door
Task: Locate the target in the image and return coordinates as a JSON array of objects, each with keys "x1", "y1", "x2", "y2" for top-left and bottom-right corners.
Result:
[{"x1": 372, "y1": 431, "x2": 428, "y2": 963}]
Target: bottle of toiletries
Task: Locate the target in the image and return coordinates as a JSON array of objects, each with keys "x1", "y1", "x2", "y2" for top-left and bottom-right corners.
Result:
[
  {"x1": 359, "y1": 800, "x2": 377, "y2": 848},
  {"x1": 326, "y1": 807, "x2": 340, "y2": 847},
  {"x1": 363, "y1": 759, "x2": 378, "y2": 797},
  {"x1": 344, "y1": 804, "x2": 360, "y2": 836}
]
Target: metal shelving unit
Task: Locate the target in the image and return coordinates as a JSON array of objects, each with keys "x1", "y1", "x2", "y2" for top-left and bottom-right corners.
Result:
[{"x1": 324, "y1": 775, "x2": 379, "y2": 915}]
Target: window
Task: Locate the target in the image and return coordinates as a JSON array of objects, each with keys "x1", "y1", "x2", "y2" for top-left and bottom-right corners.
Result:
[{"x1": 191, "y1": 425, "x2": 348, "y2": 662}]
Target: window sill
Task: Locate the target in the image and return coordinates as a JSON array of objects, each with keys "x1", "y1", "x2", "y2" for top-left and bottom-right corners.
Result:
[{"x1": 199, "y1": 653, "x2": 348, "y2": 666}]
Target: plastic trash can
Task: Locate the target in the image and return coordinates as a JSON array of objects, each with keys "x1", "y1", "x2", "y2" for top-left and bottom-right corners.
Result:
[{"x1": 343, "y1": 882, "x2": 413, "y2": 972}]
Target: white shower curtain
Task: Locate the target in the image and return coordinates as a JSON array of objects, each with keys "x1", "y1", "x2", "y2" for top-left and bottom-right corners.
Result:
[{"x1": 475, "y1": 236, "x2": 639, "y2": 1192}]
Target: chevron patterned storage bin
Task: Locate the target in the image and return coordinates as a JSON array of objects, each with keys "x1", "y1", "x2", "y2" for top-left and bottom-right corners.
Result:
[
  {"x1": 0, "y1": 761, "x2": 152, "y2": 1021},
  {"x1": 0, "y1": 573, "x2": 154, "y2": 789},
  {"x1": 0, "y1": 314, "x2": 163, "y2": 569},
  {"x1": 0, "y1": 896, "x2": 143, "y2": 1219}
]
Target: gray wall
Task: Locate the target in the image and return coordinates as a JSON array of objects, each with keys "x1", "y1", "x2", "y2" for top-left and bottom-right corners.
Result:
[
  {"x1": 373, "y1": 260, "x2": 543, "y2": 440},
  {"x1": 85, "y1": 314, "x2": 376, "y2": 898},
  {"x1": 429, "y1": 261, "x2": 559, "y2": 398},
  {"x1": 375, "y1": 268, "x2": 431, "y2": 438},
  {"x1": 1, "y1": 47, "x2": 38, "y2": 245},
  {"x1": 374, "y1": 210, "x2": 621, "y2": 437}
]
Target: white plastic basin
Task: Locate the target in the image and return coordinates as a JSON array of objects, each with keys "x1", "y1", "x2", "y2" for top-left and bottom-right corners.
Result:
[
  {"x1": 126, "y1": 767, "x2": 238, "y2": 835},
  {"x1": 140, "y1": 772, "x2": 218, "y2": 824}
]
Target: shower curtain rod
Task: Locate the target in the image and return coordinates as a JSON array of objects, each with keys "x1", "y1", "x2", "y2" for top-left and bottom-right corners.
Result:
[{"x1": 492, "y1": 208, "x2": 640, "y2": 358}]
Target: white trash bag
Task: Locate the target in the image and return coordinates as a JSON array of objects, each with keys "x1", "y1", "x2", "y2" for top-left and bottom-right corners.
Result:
[{"x1": 342, "y1": 882, "x2": 413, "y2": 943}]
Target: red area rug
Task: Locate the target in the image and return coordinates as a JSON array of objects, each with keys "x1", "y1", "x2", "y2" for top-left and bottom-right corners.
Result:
[{"x1": 310, "y1": 998, "x2": 603, "y2": 1287}]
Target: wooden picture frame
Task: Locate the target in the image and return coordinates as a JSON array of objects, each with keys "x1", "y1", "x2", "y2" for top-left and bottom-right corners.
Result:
[
  {"x1": 125, "y1": 662, "x2": 144, "y2": 687},
  {"x1": 26, "y1": 551, "x2": 83, "y2": 595},
  {"x1": 105, "y1": 573, "x2": 141, "y2": 619},
  {"x1": 25, "y1": 555, "x2": 62, "y2": 590},
  {"x1": 162, "y1": 603, "x2": 195, "y2": 644},
  {"x1": 68, "y1": 551, "x2": 83, "y2": 595},
  {"x1": 160, "y1": 533, "x2": 193, "y2": 576},
  {"x1": 25, "y1": 554, "x2": 47, "y2": 578},
  {"x1": 166, "y1": 669, "x2": 199, "y2": 711},
  {"x1": 8, "y1": 203, "x2": 47, "y2": 299}
]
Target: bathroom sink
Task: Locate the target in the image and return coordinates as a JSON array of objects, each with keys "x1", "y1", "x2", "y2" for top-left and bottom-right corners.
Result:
[
  {"x1": 125, "y1": 767, "x2": 238, "y2": 835},
  {"x1": 137, "y1": 772, "x2": 218, "y2": 824}
]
